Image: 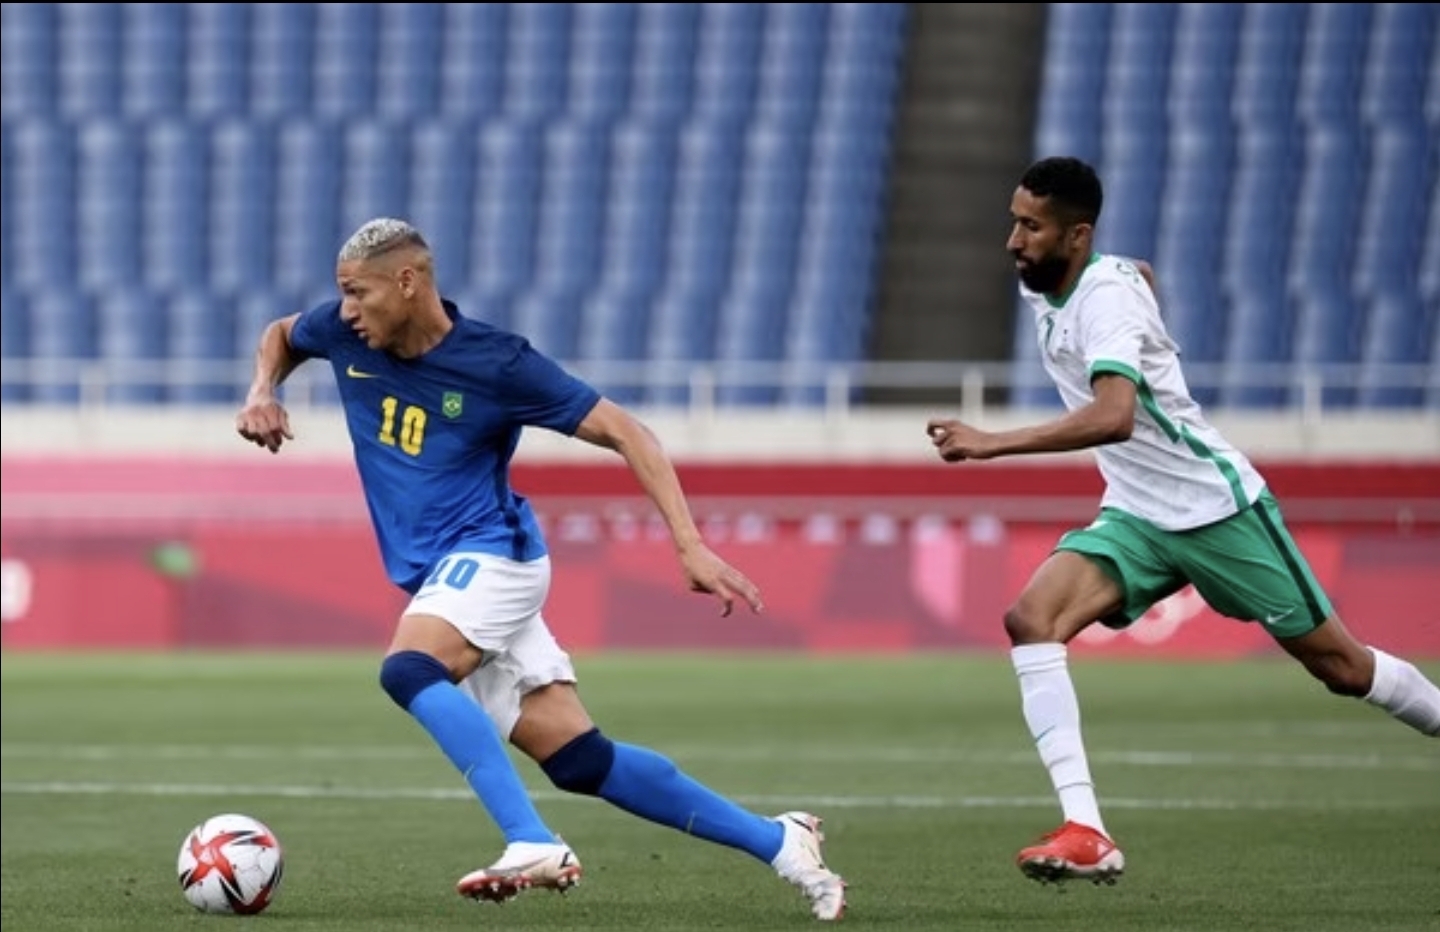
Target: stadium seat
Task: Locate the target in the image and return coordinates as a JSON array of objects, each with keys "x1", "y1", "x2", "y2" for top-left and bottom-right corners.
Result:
[
  {"x1": 691, "y1": 2, "x2": 764, "y2": 127},
  {"x1": 98, "y1": 289, "x2": 168, "y2": 403},
  {"x1": 1031, "y1": 3, "x2": 1111, "y2": 163},
  {"x1": 1, "y1": 2, "x2": 58, "y2": 119},
  {"x1": 123, "y1": 3, "x2": 186, "y2": 119},
  {"x1": 504, "y1": 2, "x2": 572, "y2": 124},
  {"x1": 341, "y1": 119, "x2": 413, "y2": 237},
  {"x1": 169, "y1": 291, "x2": 238, "y2": 404},
  {"x1": 8, "y1": 120, "x2": 77, "y2": 290},
  {"x1": 630, "y1": 2, "x2": 700, "y2": 125},
  {"x1": 1102, "y1": 3, "x2": 1177, "y2": 127},
  {"x1": 1167, "y1": 4, "x2": 1241, "y2": 128},
  {"x1": 1297, "y1": 4, "x2": 1373, "y2": 128},
  {"x1": 1358, "y1": 292, "x2": 1428, "y2": 408},
  {"x1": 76, "y1": 120, "x2": 144, "y2": 292},
  {"x1": 209, "y1": 121, "x2": 277, "y2": 295},
  {"x1": 410, "y1": 120, "x2": 476, "y2": 295},
  {"x1": 532, "y1": 120, "x2": 609, "y2": 297},
  {"x1": 28, "y1": 290, "x2": 98, "y2": 404},
  {"x1": 1353, "y1": 126, "x2": 1431, "y2": 302},
  {"x1": 754, "y1": 3, "x2": 828, "y2": 131},
  {"x1": 438, "y1": 2, "x2": 508, "y2": 120},
  {"x1": 568, "y1": 3, "x2": 638, "y2": 124},
  {"x1": 273, "y1": 121, "x2": 343, "y2": 295},
  {"x1": 185, "y1": 2, "x2": 249, "y2": 119},
  {"x1": 57, "y1": 3, "x2": 122, "y2": 119},
  {"x1": 314, "y1": 3, "x2": 380, "y2": 120},
  {"x1": 0, "y1": 288, "x2": 30, "y2": 402},
  {"x1": 1359, "y1": 3, "x2": 1435, "y2": 127},
  {"x1": 250, "y1": 3, "x2": 317, "y2": 118},
  {"x1": 144, "y1": 120, "x2": 210, "y2": 292},
  {"x1": 377, "y1": 3, "x2": 445, "y2": 121},
  {"x1": 471, "y1": 120, "x2": 543, "y2": 302},
  {"x1": 1230, "y1": 3, "x2": 1307, "y2": 127}
]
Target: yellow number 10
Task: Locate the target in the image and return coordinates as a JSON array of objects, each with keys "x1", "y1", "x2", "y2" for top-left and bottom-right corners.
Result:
[{"x1": 378, "y1": 396, "x2": 427, "y2": 456}]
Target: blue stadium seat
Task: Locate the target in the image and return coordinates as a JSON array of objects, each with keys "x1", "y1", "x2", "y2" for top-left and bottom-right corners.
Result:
[
  {"x1": 691, "y1": 2, "x2": 764, "y2": 127},
  {"x1": 753, "y1": 3, "x2": 828, "y2": 130},
  {"x1": 1230, "y1": 3, "x2": 1307, "y2": 127},
  {"x1": 28, "y1": 290, "x2": 98, "y2": 404},
  {"x1": 1358, "y1": 292, "x2": 1428, "y2": 408},
  {"x1": 1157, "y1": 130, "x2": 1233, "y2": 380},
  {"x1": 273, "y1": 121, "x2": 343, "y2": 295},
  {"x1": 814, "y1": 3, "x2": 905, "y2": 136},
  {"x1": 715, "y1": 125, "x2": 809, "y2": 402},
  {"x1": 377, "y1": 3, "x2": 444, "y2": 121},
  {"x1": 186, "y1": 2, "x2": 249, "y2": 118},
  {"x1": 410, "y1": 121, "x2": 476, "y2": 295},
  {"x1": 1289, "y1": 126, "x2": 1367, "y2": 327},
  {"x1": 232, "y1": 291, "x2": 296, "y2": 363},
  {"x1": 1095, "y1": 127, "x2": 1165, "y2": 261},
  {"x1": 250, "y1": 3, "x2": 316, "y2": 118},
  {"x1": 438, "y1": 2, "x2": 508, "y2": 120},
  {"x1": 57, "y1": 3, "x2": 121, "y2": 118},
  {"x1": 532, "y1": 120, "x2": 608, "y2": 297},
  {"x1": 1, "y1": 288, "x2": 30, "y2": 402},
  {"x1": 1102, "y1": 3, "x2": 1177, "y2": 128},
  {"x1": 509, "y1": 289, "x2": 583, "y2": 363},
  {"x1": 1297, "y1": 4, "x2": 1373, "y2": 128},
  {"x1": 314, "y1": 3, "x2": 380, "y2": 120},
  {"x1": 1354, "y1": 126, "x2": 1431, "y2": 302},
  {"x1": 210, "y1": 121, "x2": 277, "y2": 294},
  {"x1": 1167, "y1": 4, "x2": 1242, "y2": 128},
  {"x1": 576, "y1": 290, "x2": 651, "y2": 403},
  {"x1": 594, "y1": 122, "x2": 676, "y2": 303},
  {"x1": 9, "y1": 121, "x2": 77, "y2": 290},
  {"x1": 123, "y1": 3, "x2": 185, "y2": 118},
  {"x1": 1032, "y1": 3, "x2": 1111, "y2": 163},
  {"x1": 98, "y1": 289, "x2": 167, "y2": 403},
  {"x1": 76, "y1": 120, "x2": 143, "y2": 292},
  {"x1": 630, "y1": 2, "x2": 700, "y2": 125},
  {"x1": 341, "y1": 120, "x2": 412, "y2": 237},
  {"x1": 504, "y1": 2, "x2": 572, "y2": 124},
  {"x1": 471, "y1": 120, "x2": 543, "y2": 303},
  {"x1": 169, "y1": 291, "x2": 238, "y2": 404},
  {"x1": 568, "y1": 3, "x2": 638, "y2": 124},
  {"x1": 144, "y1": 120, "x2": 210, "y2": 292},
  {"x1": 1, "y1": 2, "x2": 58, "y2": 118},
  {"x1": 0, "y1": 118, "x2": 12, "y2": 287},
  {"x1": 1360, "y1": 3, "x2": 1435, "y2": 127}
]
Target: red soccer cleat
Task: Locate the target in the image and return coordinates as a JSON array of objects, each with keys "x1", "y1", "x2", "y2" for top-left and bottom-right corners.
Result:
[{"x1": 1016, "y1": 821, "x2": 1125, "y2": 886}]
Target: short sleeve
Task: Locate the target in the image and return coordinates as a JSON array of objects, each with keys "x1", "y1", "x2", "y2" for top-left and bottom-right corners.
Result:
[
  {"x1": 288, "y1": 299, "x2": 347, "y2": 360},
  {"x1": 496, "y1": 338, "x2": 603, "y2": 434},
  {"x1": 1076, "y1": 282, "x2": 1145, "y2": 384}
]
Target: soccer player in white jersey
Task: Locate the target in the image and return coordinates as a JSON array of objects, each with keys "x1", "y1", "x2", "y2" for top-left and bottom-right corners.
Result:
[{"x1": 925, "y1": 156, "x2": 1440, "y2": 886}]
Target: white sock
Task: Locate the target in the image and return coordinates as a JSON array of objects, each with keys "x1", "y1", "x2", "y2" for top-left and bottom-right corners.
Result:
[
  {"x1": 1364, "y1": 647, "x2": 1440, "y2": 737},
  {"x1": 1011, "y1": 643, "x2": 1108, "y2": 836}
]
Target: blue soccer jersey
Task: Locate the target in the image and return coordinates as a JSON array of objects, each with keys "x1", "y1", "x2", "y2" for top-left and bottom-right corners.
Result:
[{"x1": 289, "y1": 299, "x2": 602, "y2": 593}]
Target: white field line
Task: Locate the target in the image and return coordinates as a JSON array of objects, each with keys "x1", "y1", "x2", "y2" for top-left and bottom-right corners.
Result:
[
  {"x1": 3, "y1": 743, "x2": 1437, "y2": 771},
  {"x1": 0, "y1": 780, "x2": 1430, "y2": 812}
]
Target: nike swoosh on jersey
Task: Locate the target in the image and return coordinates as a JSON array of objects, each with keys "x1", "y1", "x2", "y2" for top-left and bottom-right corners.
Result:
[{"x1": 346, "y1": 364, "x2": 378, "y2": 379}]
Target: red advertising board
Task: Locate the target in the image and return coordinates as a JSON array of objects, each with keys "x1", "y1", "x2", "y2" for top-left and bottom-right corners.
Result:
[{"x1": 3, "y1": 457, "x2": 1438, "y2": 657}]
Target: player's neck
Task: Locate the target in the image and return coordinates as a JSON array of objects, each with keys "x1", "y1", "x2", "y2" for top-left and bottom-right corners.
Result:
[{"x1": 392, "y1": 301, "x2": 453, "y2": 359}]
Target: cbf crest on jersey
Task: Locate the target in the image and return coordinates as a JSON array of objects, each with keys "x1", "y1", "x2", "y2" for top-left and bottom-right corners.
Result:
[{"x1": 442, "y1": 392, "x2": 463, "y2": 418}]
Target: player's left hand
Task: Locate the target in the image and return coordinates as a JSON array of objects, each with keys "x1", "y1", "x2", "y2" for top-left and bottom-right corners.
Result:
[
  {"x1": 926, "y1": 417, "x2": 998, "y2": 462},
  {"x1": 678, "y1": 543, "x2": 765, "y2": 617}
]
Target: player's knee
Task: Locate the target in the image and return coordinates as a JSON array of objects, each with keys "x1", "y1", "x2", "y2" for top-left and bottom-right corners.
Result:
[
  {"x1": 379, "y1": 650, "x2": 451, "y2": 710},
  {"x1": 540, "y1": 727, "x2": 615, "y2": 796},
  {"x1": 1004, "y1": 602, "x2": 1049, "y2": 645}
]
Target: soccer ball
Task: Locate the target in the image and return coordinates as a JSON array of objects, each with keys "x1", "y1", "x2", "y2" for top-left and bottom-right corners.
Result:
[{"x1": 176, "y1": 813, "x2": 285, "y2": 915}]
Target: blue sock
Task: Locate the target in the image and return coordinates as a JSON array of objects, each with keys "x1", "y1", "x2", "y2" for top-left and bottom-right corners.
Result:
[
  {"x1": 405, "y1": 680, "x2": 556, "y2": 845},
  {"x1": 599, "y1": 742, "x2": 784, "y2": 862}
]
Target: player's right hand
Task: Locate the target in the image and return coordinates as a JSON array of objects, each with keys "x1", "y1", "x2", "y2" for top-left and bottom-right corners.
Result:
[{"x1": 235, "y1": 397, "x2": 294, "y2": 454}]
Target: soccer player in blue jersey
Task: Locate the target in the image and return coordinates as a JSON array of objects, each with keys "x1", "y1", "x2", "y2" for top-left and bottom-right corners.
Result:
[{"x1": 235, "y1": 218, "x2": 846, "y2": 920}]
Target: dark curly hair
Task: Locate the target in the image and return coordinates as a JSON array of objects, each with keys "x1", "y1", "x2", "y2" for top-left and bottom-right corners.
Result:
[{"x1": 1018, "y1": 157, "x2": 1104, "y2": 227}]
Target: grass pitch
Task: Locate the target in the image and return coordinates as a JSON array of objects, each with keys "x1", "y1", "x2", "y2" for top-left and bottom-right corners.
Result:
[{"x1": 2, "y1": 652, "x2": 1437, "y2": 932}]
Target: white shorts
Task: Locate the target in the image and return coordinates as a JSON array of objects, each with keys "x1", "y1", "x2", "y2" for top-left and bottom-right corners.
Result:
[{"x1": 401, "y1": 552, "x2": 576, "y2": 737}]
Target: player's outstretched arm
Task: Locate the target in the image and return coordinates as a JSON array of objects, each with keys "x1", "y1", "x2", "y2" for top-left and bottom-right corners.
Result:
[
  {"x1": 927, "y1": 375, "x2": 1137, "y2": 462},
  {"x1": 573, "y1": 398, "x2": 764, "y2": 616},
  {"x1": 236, "y1": 313, "x2": 303, "y2": 454}
]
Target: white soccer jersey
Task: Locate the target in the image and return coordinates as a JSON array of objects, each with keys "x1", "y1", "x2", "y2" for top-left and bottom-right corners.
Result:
[{"x1": 1021, "y1": 254, "x2": 1267, "y2": 530}]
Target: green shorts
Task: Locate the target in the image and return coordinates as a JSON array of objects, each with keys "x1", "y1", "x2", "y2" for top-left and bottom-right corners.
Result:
[{"x1": 1055, "y1": 491, "x2": 1334, "y2": 639}]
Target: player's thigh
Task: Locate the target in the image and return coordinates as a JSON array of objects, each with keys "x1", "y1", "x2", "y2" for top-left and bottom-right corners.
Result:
[
  {"x1": 389, "y1": 552, "x2": 551, "y2": 677},
  {"x1": 1033, "y1": 510, "x2": 1183, "y2": 635},
  {"x1": 462, "y1": 610, "x2": 583, "y2": 750},
  {"x1": 1176, "y1": 493, "x2": 1334, "y2": 639}
]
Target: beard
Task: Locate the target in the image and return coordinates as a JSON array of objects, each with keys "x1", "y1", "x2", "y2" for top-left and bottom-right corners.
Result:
[{"x1": 1016, "y1": 252, "x2": 1071, "y2": 295}]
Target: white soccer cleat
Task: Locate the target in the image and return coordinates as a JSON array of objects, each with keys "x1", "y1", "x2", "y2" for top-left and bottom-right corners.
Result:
[
  {"x1": 456, "y1": 840, "x2": 582, "y2": 903},
  {"x1": 771, "y1": 811, "x2": 847, "y2": 921}
]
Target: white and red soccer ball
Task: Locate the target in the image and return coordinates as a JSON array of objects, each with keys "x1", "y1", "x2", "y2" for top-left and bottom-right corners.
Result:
[{"x1": 176, "y1": 813, "x2": 284, "y2": 915}]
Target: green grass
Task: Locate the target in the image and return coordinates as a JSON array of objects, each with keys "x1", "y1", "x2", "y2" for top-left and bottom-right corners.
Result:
[{"x1": 3, "y1": 652, "x2": 1438, "y2": 932}]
